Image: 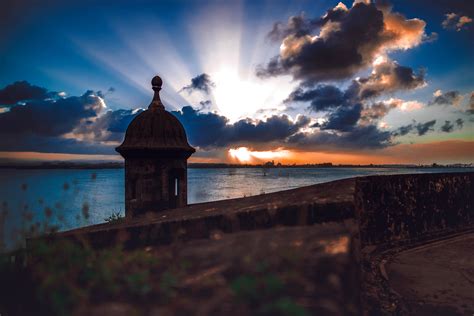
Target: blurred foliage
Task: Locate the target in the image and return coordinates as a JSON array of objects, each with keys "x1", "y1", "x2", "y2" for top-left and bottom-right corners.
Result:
[
  {"x1": 0, "y1": 238, "x2": 188, "y2": 315},
  {"x1": 104, "y1": 211, "x2": 125, "y2": 224},
  {"x1": 230, "y1": 264, "x2": 308, "y2": 316},
  {"x1": 0, "y1": 180, "x2": 312, "y2": 315},
  {"x1": 0, "y1": 233, "x2": 312, "y2": 316}
]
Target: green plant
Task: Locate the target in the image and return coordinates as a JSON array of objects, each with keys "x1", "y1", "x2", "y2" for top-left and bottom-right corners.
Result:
[{"x1": 104, "y1": 211, "x2": 124, "y2": 223}]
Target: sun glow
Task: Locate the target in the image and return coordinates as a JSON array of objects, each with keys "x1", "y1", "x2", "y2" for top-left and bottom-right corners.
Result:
[
  {"x1": 228, "y1": 147, "x2": 290, "y2": 163},
  {"x1": 70, "y1": 3, "x2": 297, "y2": 119},
  {"x1": 211, "y1": 69, "x2": 287, "y2": 122}
]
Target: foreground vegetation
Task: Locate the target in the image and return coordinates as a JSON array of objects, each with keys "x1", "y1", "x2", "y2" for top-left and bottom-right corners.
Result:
[{"x1": 0, "y1": 234, "x2": 313, "y2": 316}]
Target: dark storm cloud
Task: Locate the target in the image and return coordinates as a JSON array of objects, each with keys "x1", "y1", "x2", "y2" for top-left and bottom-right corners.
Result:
[
  {"x1": 0, "y1": 80, "x2": 315, "y2": 153},
  {"x1": 72, "y1": 108, "x2": 143, "y2": 143},
  {"x1": 429, "y1": 90, "x2": 463, "y2": 106},
  {"x1": 105, "y1": 109, "x2": 141, "y2": 133},
  {"x1": 316, "y1": 104, "x2": 362, "y2": 132},
  {"x1": 284, "y1": 60, "x2": 425, "y2": 134},
  {"x1": 267, "y1": 14, "x2": 314, "y2": 41},
  {"x1": 0, "y1": 81, "x2": 53, "y2": 106},
  {"x1": 287, "y1": 125, "x2": 392, "y2": 150},
  {"x1": 257, "y1": 1, "x2": 427, "y2": 83},
  {"x1": 392, "y1": 120, "x2": 437, "y2": 136},
  {"x1": 180, "y1": 73, "x2": 215, "y2": 94},
  {"x1": 0, "y1": 90, "x2": 105, "y2": 137},
  {"x1": 0, "y1": 94, "x2": 142, "y2": 153},
  {"x1": 285, "y1": 59, "x2": 425, "y2": 119},
  {"x1": 0, "y1": 81, "x2": 122, "y2": 153},
  {"x1": 171, "y1": 106, "x2": 310, "y2": 148},
  {"x1": 257, "y1": 2, "x2": 385, "y2": 81},
  {"x1": 285, "y1": 84, "x2": 346, "y2": 111}
]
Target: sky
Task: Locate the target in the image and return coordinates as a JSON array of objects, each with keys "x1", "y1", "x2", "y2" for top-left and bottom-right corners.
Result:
[{"x1": 0, "y1": 0, "x2": 473, "y2": 164}]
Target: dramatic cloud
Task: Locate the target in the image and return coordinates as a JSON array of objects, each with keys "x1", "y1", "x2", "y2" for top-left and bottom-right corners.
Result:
[
  {"x1": 317, "y1": 104, "x2": 362, "y2": 131},
  {"x1": 347, "y1": 59, "x2": 425, "y2": 100},
  {"x1": 429, "y1": 90, "x2": 463, "y2": 106},
  {"x1": 392, "y1": 120, "x2": 437, "y2": 136},
  {"x1": 0, "y1": 85, "x2": 119, "y2": 153},
  {"x1": 0, "y1": 90, "x2": 105, "y2": 137},
  {"x1": 360, "y1": 98, "x2": 423, "y2": 125},
  {"x1": 285, "y1": 58, "x2": 425, "y2": 116},
  {"x1": 442, "y1": 13, "x2": 472, "y2": 31},
  {"x1": 70, "y1": 108, "x2": 143, "y2": 143},
  {"x1": 287, "y1": 125, "x2": 392, "y2": 150},
  {"x1": 360, "y1": 101, "x2": 393, "y2": 124},
  {"x1": 0, "y1": 77, "x2": 458, "y2": 157},
  {"x1": 171, "y1": 106, "x2": 310, "y2": 148},
  {"x1": 0, "y1": 81, "x2": 54, "y2": 106},
  {"x1": 285, "y1": 60, "x2": 425, "y2": 131},
  {"x1": 267, "y1": 14, "x2": 313, "y2": 42},
  {"x1": 285, "y1": 84, "x2": 346, "y2": 111},
  {"x1": 180, "y1": 73, "x2": 215, "y2": 94},
  {"x1": 257, "y1": 1, "x2": 428, "y2": 83}
]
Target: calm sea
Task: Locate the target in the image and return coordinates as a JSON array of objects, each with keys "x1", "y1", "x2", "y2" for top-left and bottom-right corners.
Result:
[{"x1": 0, "y1": 167, "x2": 471, "y2": 249}]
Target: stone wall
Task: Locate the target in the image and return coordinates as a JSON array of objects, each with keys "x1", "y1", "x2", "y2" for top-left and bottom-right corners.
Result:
[
  {"x1": 355, "y1": 172, "x2": 474, "y2": 247},
  {"x1": 125, "y1": 157, "x2": 189, "y2": 217},
  {"x1": 57, "y1": 178, "x2": 355, "y2": 249}
]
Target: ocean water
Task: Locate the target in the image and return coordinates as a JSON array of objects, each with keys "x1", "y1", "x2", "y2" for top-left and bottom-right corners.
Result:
[{"x1": 0, "y1": 167, "x2": 471, "y2": 249}]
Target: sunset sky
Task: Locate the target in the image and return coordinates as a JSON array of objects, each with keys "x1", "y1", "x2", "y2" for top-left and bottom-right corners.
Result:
[{"x1": 0, "y1": 0, "x2": 473, "y2": 164}]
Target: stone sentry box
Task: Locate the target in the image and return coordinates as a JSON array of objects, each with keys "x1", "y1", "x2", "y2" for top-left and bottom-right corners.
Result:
[{"x1": 116, "y1": 76, "x2": 195, "y2": 218}]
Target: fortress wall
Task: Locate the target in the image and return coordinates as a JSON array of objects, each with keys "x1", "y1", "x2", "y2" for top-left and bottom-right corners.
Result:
[
  {"x1": 55, "y1": 178, "x2": 355, "y2": 249},
  {"x1": 61, "y1": 198, "x2": 355, "y2": 249},
  {"x1": 355, "y1": 172, "x2": 474, "y2": 248}
]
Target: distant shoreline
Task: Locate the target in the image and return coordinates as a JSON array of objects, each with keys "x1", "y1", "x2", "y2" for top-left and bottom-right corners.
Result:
[{"x1": 0, "y1": 162, "x2": 472, "y2": 170}]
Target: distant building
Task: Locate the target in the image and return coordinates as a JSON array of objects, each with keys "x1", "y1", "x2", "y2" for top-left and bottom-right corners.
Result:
[{"x1": 116, "y1": 76, "x2": 195, "y2": 218}]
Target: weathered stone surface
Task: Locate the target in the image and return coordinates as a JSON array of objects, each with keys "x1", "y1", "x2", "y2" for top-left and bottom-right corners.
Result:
[
  {"x1": 123, "y1": 157, "x2": 190, "y2": 216},
  {"x1": 58, "y1": 178, "x2": 355, "y2": 248},
  {"x1": 355, "y1": 172, "x2": 474, "y2": 247}
]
